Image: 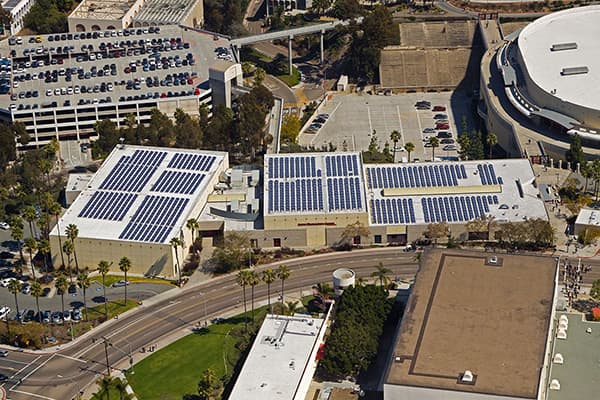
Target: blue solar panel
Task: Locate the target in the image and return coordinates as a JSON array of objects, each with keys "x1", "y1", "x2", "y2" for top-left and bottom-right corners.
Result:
[
  {"x1": 413, "y1": 195, "x2": 494, "y2": 223},
  {"x1": 168, "y1": 153, "x2": 216, "y2": 171},
  {"x1": 119, "y1": 195, "x2": 189, "y2": 243},
  {"x1": 100, "y1": 150, "x2": 167, "y2": 193},
  {"x1": 79, "y1": 191, "x2": 137, "y2": 221},
  {"x1": 365, "y1": 164, "x2": 468, "y2": 190},
  {"x1": 152, "y1": 171, "x2": 205, "y2": 194}
]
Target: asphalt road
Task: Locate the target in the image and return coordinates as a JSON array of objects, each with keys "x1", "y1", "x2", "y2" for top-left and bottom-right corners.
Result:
[{"x1": 0, "y1": 248, "x2": 419, "y2": 400}]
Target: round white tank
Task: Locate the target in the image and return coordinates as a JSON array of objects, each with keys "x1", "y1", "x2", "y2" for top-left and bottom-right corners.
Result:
[{"x1": 333, "y1": 268, "x2": 356, "y2": 296}]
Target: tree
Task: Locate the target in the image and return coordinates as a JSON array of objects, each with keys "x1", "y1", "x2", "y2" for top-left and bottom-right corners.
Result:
[
  {"x1": 281, "y1": 114, "x2": 301, "y2": 144},
  {"x1": 465, "y1": 130, "x2": 485, "y2": 160},
  {"x1": 425, "y1": 221, "x2": 450, "y2": 245},
  {"x1": 312, "y1": 0, "x2": 333, "y2": 15},
  {"x1": 38, "y1": 239, "x2": 50, "y2": 275},
  {"x1": 405, "y1": 142, "x2": 415, "y2": 162},
  {"x1": 174, "y1": 109, "x2": 203, "y2": 149},
  {"x1": 390, "y1": 130, "x2": 401, "y2": 161},
  {"x1": 77, "y1": 271, "x2": 91, "y2": 321},
  {"x1": 211, "y1": 232, "x2": 251, "y2": 273},
  {"x1": 236, "y1": 270, "x2": 250, "y2": 331},
  {"x1": 170, "y1": 237, "x2": 183, "y2": 285},
  {"x1": 23, "y1": 237, "x2": 38, "y2": 280},
  {"x1": 340, "y1": 221, "x2": 371, "y2": 246},
  {"x1": 331, "y1": 0, "x2": 363, "y2": 19},
  {"x1": 119, "y1": 257, "x2": 131, "y2": 305},
  {"x1": 8, "y1": 279, "x2": 21, "y2": 323},
  {"x1": 49, "y1": 201, "x2": 65, "y2": 268},
  {"x1": 23, "y1": 0, "x2": 68, "y2": 34},
  {"x1": 65, "y1": 224, "x2": 80, "y2": 275},
  {"x1": 247, "y1": 270, "x2": 260, "y2": 322},
  {"x1": 581, "y1": 161, "x2": 593, "y2": 193},
  {"x1": 10, "y1": 224, "x2": 24, "y2": 262},
  {"x1": 371, "y1": 262, "x2": 391, "y2": 287},
  {"x1": 186, "y1": 218, "x2": 200, "y2": 254},
  {"x1": 486, "y1": 133, "x2": 498, "y2": 159},
  {"x1": 591, "y1": 279, "x2": 600, "y2": 300},
  {"x1": 457, "y1": 134, "x2": 470, "y2": 160},
  {"x1": 113, "y1": 377, "x2": 132, "y2": 400},
  {"x1": 285, "y1": 300, "x2": 300, "y2": 316},
  {"x1": 277, "y1": 264, "x2": 291, "y2": 304},
  {"x1": 22, "y1": 205, "x2": 37, "y2": 238},
  {"x1": 253, "y1": 67, "x2": 266, "y2": 87},
  {"x1": 197, "y1": 368, "x2": 217, "y2": 400},
  {"x1": 97, "y1": 261, "x2": 111, "y2": 320},
  {"x1": 55, "y1": 274, "x2": 68, "y2": 320},
  {"x1": 96, "y1": 375, "x2": 114, "y2": 400},
  {"x1": 31, "y1": 281, "x2": 43, "y2": 323},
  {"x1": 62, "y1": 239, "x2": 74, "y2": 283},
  {"x1": 262, "y1": 269, "x2": 277, "y2": 313},
  {"x1": 565, "y1": 134, "x2": 585, "y2": 170},
  {"x1": 429, "y1": 136, "x2": 440, "y2": 160}
]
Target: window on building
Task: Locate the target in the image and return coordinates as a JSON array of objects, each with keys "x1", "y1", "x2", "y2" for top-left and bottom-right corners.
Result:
[
  {"x1": 273, "y1": 238, "x2": 281, "y2": 247},
  {"x1": 374, "y1": 235, "x2": 382, "y2": 244}
]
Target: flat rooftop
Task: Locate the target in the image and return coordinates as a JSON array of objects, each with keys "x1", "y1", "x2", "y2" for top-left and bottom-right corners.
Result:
[
  {"x1": 134, "y1": 0, "x2": 197, "y2": 24},
  {"x1": 574, "y1": 207, "x2": 600, "y2": 228},
  {"x1": 70, "y1": 0, "x2": 138, "y2": 20},
  {"x1": 229, "y1": 314, "x2": 324, "y2": 400},
  {"x1": 386, "y1": 249, "x2": 557, "y2": 398},
  {"x1": 547, "y1": 313, "x2": 600, "y2": 400},
  {"x1": 0, "y1": 25, "x2": 231, "y2": 111},
  {"x1": 517, "y1": 5, "x2": 600, "y2": 112},
  {"x1": 51, "y1": 145, "x2": 227, "y2": 244}
]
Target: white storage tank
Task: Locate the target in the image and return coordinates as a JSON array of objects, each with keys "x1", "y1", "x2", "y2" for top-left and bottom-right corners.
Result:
[{"x1": 333, "y1": 268, "x2": 355, "y2": 296}]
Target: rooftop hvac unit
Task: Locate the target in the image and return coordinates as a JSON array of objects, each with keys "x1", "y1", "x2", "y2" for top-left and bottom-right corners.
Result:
[
  {"x1": 557, "y1": 328, "x2": 567, "y2": 340},
  {"x1": 553, "y1": 353, "x2": 564, "y2": 364},
  {"x1": 558, "y1": 320, "x2": 568, "y2": 330},
  {"x1": 461, "y1": 370, "x2": 474, "y2": 383},
  {"x1": 550, "y1": 379, "x2": 561, "y2": 390},
  {"x1": 559, "y1": 315, "x2": 569, "y2": 324}
]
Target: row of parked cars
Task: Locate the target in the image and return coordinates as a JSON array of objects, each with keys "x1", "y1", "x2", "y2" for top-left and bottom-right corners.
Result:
[
  {"x1": 305, "y1": 113, "x2": 330, "y2": 134},
  {"x1": 416, "y1": 101, "x2": 458, "y2": 152},
  {"x1": 8, "y1": 27, "x2": 163, "y2": 47},
  {"x1": 14, "y1": 308, "x2": 82, "y2": 324}
]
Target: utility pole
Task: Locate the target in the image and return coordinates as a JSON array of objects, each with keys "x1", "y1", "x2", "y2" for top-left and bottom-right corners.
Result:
[{"x1": 103, "y1": 338, "x2": 110, "y2": 376}]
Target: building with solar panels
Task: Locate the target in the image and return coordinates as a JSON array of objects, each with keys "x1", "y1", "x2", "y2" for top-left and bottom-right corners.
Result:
[
  {"x1": 49, "y1": 145, "x2": 228, "y2": 278},
  {"x1": 259, "y1": 153, "x2": 548, "y2": 249}
]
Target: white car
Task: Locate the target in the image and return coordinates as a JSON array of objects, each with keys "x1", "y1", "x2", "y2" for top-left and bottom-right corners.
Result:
[
  {"x1": 0, "y1": 278, "x2": 22, "y2": 288},
  {"x1": 0, "y1": 222, "x2": 9, "y2": 230},
  {"x1": 0, "y1": 306, "x2": 9, "y2": 319}
]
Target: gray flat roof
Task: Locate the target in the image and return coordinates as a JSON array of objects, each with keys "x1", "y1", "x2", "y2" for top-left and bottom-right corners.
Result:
[
  {"x1": 229, "y1": 314, "x2": 324, "y2": 400},
  {"x1": 517, "y1": 6, "x2": 600, "y2": 112},
  {"x1": 70, "y1": 0, "x2": 138, "y2": 20},
  {"x1": 386, "y1": 249, "x2": 557, "y2": 398},
  {"x1": 547, "y1": 313, "x2": 600, "y2": 400},
  {"x1": 134, "y1": 0, "x2": 197, "y2": 24}
]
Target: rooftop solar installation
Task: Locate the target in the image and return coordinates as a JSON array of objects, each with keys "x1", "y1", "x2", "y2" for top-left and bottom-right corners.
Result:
[
  {"x1": 52, "y1": 145, "x2": 227, "y2": 244},
  {"x1": 366, "y1": 164, "x2": 467, "y2": 189}
]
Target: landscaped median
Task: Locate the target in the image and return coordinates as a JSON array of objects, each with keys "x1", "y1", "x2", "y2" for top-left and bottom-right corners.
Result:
[{"x1": 88, "y1": 274, "x2": 176, "y2": 287}]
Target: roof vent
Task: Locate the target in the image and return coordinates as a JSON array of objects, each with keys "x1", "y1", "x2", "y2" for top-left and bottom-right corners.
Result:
[
  {"x1": 557, "y1": 328, "x2": 567, "y2": 340},
  {"x1": 561, "y1": 66, "x2": 588, "y2": 76},
  {"x1": 558, "y1": 320, "x2": 568, "y2": 330},
  {"x1": 553, "y1": 353, "x2": 564, "y2": 364},
  {"x1": 551, "y1": 42, "x2": 577, "y2": 52},
  {"x1": 458, "y1": 370, "x2": 476, "y2": 385},
  {"x1": 559, "y1": 315, "x2": 569, "y2": 324},
  {"x1": 550, "y1": 379, "x2": 561, "y2": 390}
]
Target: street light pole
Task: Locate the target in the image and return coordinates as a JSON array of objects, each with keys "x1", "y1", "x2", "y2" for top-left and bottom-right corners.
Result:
[{"x1": 103, "y1": 338, "x2": 110, "y2": 376}]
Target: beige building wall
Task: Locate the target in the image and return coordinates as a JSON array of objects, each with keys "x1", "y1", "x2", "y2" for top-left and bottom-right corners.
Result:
[
  {"x1": 49, "y1": 235, "x2": 174, "y2": 278},
  {"x1": 181, "y1": 0, "x2": 204, "y2": 28}
]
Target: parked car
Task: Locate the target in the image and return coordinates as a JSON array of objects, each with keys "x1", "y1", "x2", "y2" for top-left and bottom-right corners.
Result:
[
  {"x1": 443, "y1": 145, "x2": 458, "y2": 151},
  {"x1": 62, "y1": 310, "x2": 71, "y2": 322},
  {"x1": 113, "y1": 280, "x2": 129, "y2": 288},
  {"x1": 437, "y1": 131, "x2": 452, "y2": 139},
  {"x1": 23, "y1": 309, "x2": 35, "y2": 322},
  {"x1": 0, "y1": 222, "x2": 9, "y2": 230},
  {"x1": 423, "y1": 128, "x2": 436, "y2": 134},
  {"x1": 440, "y1": 138, "x2": 455, "y2": 144},
  {"x1": 72, "y1": 308, "x2": 82, "y2": 322},
  {"x1": 51, "y1": 311, "x2": 63, "y2": 324},
  {"x1": 42, "y1": 310, "x2": 51, "y2": 323},
  {"x1": 22, "y1": 283, "x2": 31, "y2": 295},
  {"x1": 433, "y1": 114, "x2": 448, "y2": 120},
  {"x1": 0, "y1": 350, "x2": 8, "y2": 357},
  {"x1": 436, "y1": 123, "x2": 450, "y2": 130},
  {"x1": 432, "y1": 105, "x2": 446, "y2": 111},
  {"x1": 1, "y1": 306, "x2": 13, "y2": 320}
]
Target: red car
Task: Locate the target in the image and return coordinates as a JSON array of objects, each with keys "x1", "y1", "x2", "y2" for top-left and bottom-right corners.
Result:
[
  {"x1": 433, "y1": 106, "x2": 446, "y2": 112},
  {"x1": 436, "y1": 123, "x2": 449, "y2": 130}
]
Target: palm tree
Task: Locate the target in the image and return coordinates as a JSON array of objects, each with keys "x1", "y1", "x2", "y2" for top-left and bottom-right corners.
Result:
[
  {"x1": 582, "y1": 162, "x2": 593, "y2": 193},
  {"x1": 23, "y1": 237, "x2": 38, "y2": 280},
  {"x1": 429, "y1": 137, "x2": 440, "y2": 161},
  {"x1": 8, "y1": 279, "x2": 21, "y2": 323},
  {"x1": 38, "y1": 239, "x2": 50, "y2": 275},
  {"x1": 405, "y1": 142, "x2": 415, "y2": 162},
  {"x1": 118, "y1": 257, "x2": 131, "y2": 305},
  {"x1": 486, "y1": 133, "x2": 497, "y2": 159},
  {"x1": 276, "y1": 264, "x2": 291, "y2": 303},
  {"x1": 62, "y1": 240, "x2": 74, "y2": 283},
  {"x1": 371, "y1": 262, "x2": 392, "y2": 287},
  {"x1": 77, "y1": 271, "x2": 91, "y2": 321},
  {"x1": 31, "y1": 281, "x2": 43, "y2": 323},
  {"x1": 113, "y1": 377, "x2": 132, "y2": 400},
  {"x1": 55, "y1": 275, "x2": 68, "y2": 319},
  {"x1": 247, "y1": 271, "x2": 260, "y2": 322},
  {"x1": 97, "y1": 261, "x2": 111, "y2": 320},
  {"x1": 37, "y1": 213, "x2": 51, "y2": 241},
  {"x1": 10, "y1": 225, "x2": 24, "y2": 262},
  {"x1": 97, "y1": 375, "x2": 114, "y2": 400},
  {"x1": 285, "y1": 300, "x2": 300, "y2": 316},
  {"x1": 186, "y1": 218, "x2": 200, "y2": 254},
  {"x1": 65, "y1": 224, "x2": 80, "y2": 274},
  {"x1": 236, "y1": 270, "x2": 250, "y2": 331},
  {"x1": 170, "y1": 237, "x2": 183, "y2": 285},
  {"x1": 390, "y1": 130, "x2": 401, "y2": 162},
  {"x1": 262, "y1": 269, "x2": 276, "y2": 313},
  {"x1": 50, "y1": 201, "x2": 65, "y2": 268},
  {"x1": 22, "y1": 205, "x2": 37, "y2": 238}
]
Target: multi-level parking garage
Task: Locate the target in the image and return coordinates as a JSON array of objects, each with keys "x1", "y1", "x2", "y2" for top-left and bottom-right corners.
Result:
[{"x1": 0, "y1": 25, "x2": 231, "y2": 149}]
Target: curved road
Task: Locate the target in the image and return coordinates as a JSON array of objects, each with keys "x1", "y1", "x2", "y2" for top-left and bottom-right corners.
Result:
[{"x1": 0, "y1": 248, "x2": 418, "y2": 400}]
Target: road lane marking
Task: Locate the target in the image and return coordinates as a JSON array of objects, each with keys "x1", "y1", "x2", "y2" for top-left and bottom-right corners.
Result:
[
  {"x1": 9, "y1": 355, "x2": 54, "y2": 391},
  {"x1": 7, "y1": 355, "x2": 41, "y2": 382},
  {"x1": 9, "y1": 389, "x2": 56, "y2": 400},
  {"x1": 55, "y1": 354, "x2": 86, "y2": 363}
]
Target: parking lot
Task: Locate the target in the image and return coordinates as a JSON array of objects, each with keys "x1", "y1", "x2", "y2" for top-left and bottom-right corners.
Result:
[{"x1": 297, "y1": 91, "x2": 473, "y2": 162}]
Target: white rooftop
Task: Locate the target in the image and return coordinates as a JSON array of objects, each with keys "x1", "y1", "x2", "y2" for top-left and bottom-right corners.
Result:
[
  {"x1": 517, "y1": 6, "x2": 600, "y2": 112},
  {"x1": 229, "y1": 314, "x2": 324, "y2": 400},
  {"x1": 66, "y1": 173, "x2": 94, "y2": 193},
  {"x1": 575, "y1": 208, "x2": 600, "y2": 228},
  {"x1": 134, "y1": 0, "x2": 197, "y2": 24},
  {"x1": 52, "y1": 145, "x2": 226, "y2": 244}
]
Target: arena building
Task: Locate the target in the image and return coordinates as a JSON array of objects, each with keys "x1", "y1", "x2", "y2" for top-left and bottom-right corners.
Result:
[
  {"x1": 255, "y1": 153, "x2": 547, "y2": 249},
  {"x1": 49, "y1": 145, "x2": 228, "y2": 279},
  {"x1": 480, "y1": 6, "x2": 600, "y2": 159},
  {"x1": 384, "y1": 249, "x2": 558, "y2": 400}
]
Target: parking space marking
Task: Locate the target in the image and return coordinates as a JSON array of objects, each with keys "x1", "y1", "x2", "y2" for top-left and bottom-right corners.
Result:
[
  {"x1": 396, "y1": 106, "x2": 406, "y2": 147},
  {"x1": 367, "y1": 106, "x2": 373, "y2": 134},
  {"x1": 9, "y1": 389, "x2": 56, "y2": 400}
]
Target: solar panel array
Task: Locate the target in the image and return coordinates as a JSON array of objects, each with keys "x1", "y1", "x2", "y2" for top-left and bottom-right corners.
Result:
[
  {"x1": 366, "y1": 164, "x2": 467, "y2": 189},
  {"x1": 478, "y1": 164, "x2": 500, "y2": 185},
  {"x1": 168, "y1": 153, "x2": 216, "y2": 171},
  {"x1": 268, "y1": 179, "x2": 323, "y2": 213},
  {"x1": 79, "y1": 191, "x2": 137, "y2": 221},
  {"x1": 421, "y1": 195, "x2": 500, "y2": 223},
  {"x1": 328, "y1": 177, "x2": 363, "y2": 211},
  {"x1": 152, "y1": 171, "x2": 205, "y2": 195},
  {"x1": 370, "y1": 198, "x2": 416, "y2": 224},
  {"x1": 325, "y1": 154, "x2": 361, "y2": 177},
  {"x1": 100, "y1": 150, "x2": 167, "y2": 192},
  {"x1": 119, "y1": 195, "x2": 190, "y2": 243},
  {"x1": 268, "y1": 156, "x2": 318, "y2": 179}
]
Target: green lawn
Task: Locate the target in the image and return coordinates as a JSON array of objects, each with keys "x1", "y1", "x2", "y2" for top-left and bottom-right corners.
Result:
[
  {"x1": 86, "y1": 299, "x2": 139, "y2": 321},
  {"x1": 126, "y1": 311, "x2": 264, "y2": 400},
  {"x1": 277, "y1": 66, "x2": 301, "y2": 87},
  {"x1": 89, "y1": 274, "x2": 175, "y2": 287}
]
